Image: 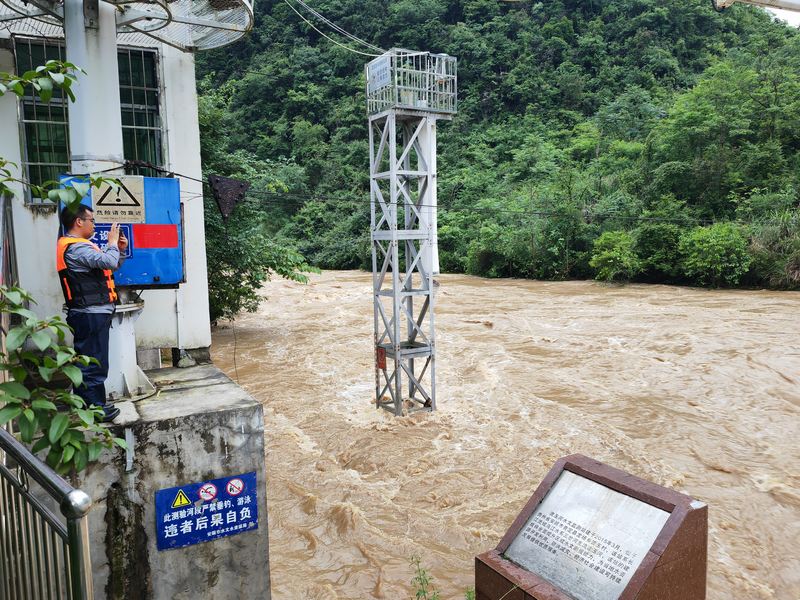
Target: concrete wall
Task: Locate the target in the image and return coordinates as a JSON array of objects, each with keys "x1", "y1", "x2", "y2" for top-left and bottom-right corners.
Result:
[
  {"x1": 0, "y1": 36, "x2": 211, "y2": 351},
  {"x1": 133, "y1": 45, "x2": 211, "y2": 350},
  {"x1": 79, "y1": 365, "x2": 271, "y2": 599}
]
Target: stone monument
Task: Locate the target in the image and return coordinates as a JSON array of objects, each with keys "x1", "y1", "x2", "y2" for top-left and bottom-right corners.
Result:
[{"x1": 475, "y1": 454, "x2": 707, "y2": 600}]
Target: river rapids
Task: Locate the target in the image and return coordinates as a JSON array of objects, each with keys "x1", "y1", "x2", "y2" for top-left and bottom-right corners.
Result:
[{"x1": 211, "y1": 270, "x2": 799, "y2": 600}]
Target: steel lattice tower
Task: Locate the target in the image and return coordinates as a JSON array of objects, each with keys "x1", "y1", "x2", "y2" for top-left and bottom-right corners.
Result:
[{"x1": 365, "y1": 50, "x2": 457, "y2": 415}]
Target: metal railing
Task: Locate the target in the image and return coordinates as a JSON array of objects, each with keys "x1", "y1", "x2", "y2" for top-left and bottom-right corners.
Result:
[
  {"x1": 2, "y1": 194, "x2": 93, "y2": 599},
  {"x1": 365, "y1": 49, "x2": 457, "y2": 116},
  {"x1": 0, "y1": 427, "x2": 93, "y2": 600}
]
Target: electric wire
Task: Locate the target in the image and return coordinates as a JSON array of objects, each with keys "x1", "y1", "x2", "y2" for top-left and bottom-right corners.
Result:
[
  {"x1": 223, "y1": 186, "x2": 798, "y2": 227},
  {"x1": 292, "y1": 0, "x2": 384, "y2": 53},
  {"x1": 67, "y1": 164, "x2": 128, "y2": 177},
  {"x1": 281, "y1": 0, "x2": 382, "y2": 57},
  {"x1": 2, "y1": 164, "x2": 127, "y2": 202},
  {"x1": 129, "y1": 160, "x2": 800, "y2": 228},
  {"x1": 0, "y1": 17, "x2": 49, "y2": 38}
]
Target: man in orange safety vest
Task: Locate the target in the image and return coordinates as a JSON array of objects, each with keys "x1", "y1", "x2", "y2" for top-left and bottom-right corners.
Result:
[{"x1": 56, "y1": 205, "x2": 127, "y2": 422}]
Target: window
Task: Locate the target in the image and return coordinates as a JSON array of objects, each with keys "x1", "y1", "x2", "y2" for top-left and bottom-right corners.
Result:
[
  {"x1": 119, "y1": 48, "x2": 163, "y2": 178},
  {"x1": 15, "y1": 38, "x2": 70, "y2": 191},
  {"x1": 14, "y1": 39, "x2": 164, "y2": 198}
]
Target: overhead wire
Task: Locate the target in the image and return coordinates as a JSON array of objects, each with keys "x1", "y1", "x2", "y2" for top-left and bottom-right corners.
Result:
[
  {"x1": 281, "y1": 0, "x2": 382, "y2": 57},
  {"x1": 129, "y1": 160, "x2": 798, "y2": 228},
  {"x1": 0, "y1": 16, "x2": 49, "y2": 38},
  {"x1": 292, "y1": 0, "x2": 384, "y2": 53}
]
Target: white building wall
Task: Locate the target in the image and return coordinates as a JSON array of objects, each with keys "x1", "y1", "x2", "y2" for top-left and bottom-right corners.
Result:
[
  {"x1": 131, "y1": 45, "x2": 211, "y2": 350},
  {"x1": 0, "y1": 40, "x2": 64, "y2": 319},
  {"x1": 0, "y1": 36, "x2": 211, "y2": 351}
]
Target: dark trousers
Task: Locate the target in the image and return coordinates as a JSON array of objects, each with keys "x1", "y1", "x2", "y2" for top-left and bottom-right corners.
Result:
[{"x1": 66, "y1": 311, "x2": 112, "y2": 407}]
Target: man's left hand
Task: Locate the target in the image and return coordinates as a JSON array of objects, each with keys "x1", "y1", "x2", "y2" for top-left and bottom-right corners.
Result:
[{"x1": 118, "y1": 231, "x2": 128, "y2": 252}]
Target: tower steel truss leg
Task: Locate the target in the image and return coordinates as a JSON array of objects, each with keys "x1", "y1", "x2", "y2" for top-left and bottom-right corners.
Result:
[{"x1": 370, "y1": 110, "x2": 438, "y2": 416}]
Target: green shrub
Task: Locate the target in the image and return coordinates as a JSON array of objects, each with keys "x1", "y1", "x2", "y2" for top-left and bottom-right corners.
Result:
[
  {"x1": 437, "y1": 210, "x2": 472, "y2": 273},
  {"x1": 634, "y1": 222, "x2": 684, "y2": 280},
  {"x1": 409, "y1": 555, "x2": 440, "y2": 600},
  {"x1": 678, "y1": 223, "x2": 752, "y2": 287},
  {"x1": 0, "y1": 287, "x2": 126, "y2": 474},
  {"x1": 465, "y1": 222, "x2": 535, "y2": 278},
  {"x1": 787, "y1": 248, "x2": 800, "y2": 285},
  {"x1": 733, "y1": 187, "x2": 797, "y2": 221},
  {"x1": 205, "y1": 197, "x2": 315, "y2": 323},
  {"x1": 590, "y1": 230, "x2": 642, "y2": 281},
  {"x1": 745, "y1": 210, "x2": 800, "y2": 288},
  {"x1": 279, "y1": 199, "x2": 370, "y2": 270},
  {"x1": 409, "y1": 556, "x2": 475, "y2": 600},
  {"x1": 531, "y1": 203, "x2": 595, "y2": 280}
]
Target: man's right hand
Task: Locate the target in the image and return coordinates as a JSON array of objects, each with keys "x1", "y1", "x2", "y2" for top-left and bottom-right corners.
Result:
[{"x1": 107, "y1": 223, "x2": 120, "y2": 247}]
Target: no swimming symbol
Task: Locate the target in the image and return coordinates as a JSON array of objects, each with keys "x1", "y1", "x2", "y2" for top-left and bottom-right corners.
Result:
[{"x1": 199, "y1": 483, "x2": 218, "y2": 501}]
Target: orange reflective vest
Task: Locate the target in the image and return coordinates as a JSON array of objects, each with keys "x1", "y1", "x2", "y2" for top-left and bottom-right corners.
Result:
[{"x1": 56, "y1": 237, "x2": 117, "y2": 308}]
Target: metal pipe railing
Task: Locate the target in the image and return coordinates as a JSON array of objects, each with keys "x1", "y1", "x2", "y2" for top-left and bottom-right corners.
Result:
[
  {"x1": 0, "y1": 426, "x2": 93, "y2": 600},
  {"x1": 365, "y1": 49, "x2": 457, "y2": 116}
]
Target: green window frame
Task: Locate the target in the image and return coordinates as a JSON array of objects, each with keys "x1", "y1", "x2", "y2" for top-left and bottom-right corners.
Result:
[{"x1": 14, "y1": 38, "x2": 165, "y2": 201}]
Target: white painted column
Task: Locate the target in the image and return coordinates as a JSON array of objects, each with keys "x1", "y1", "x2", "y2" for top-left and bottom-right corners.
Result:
[
  {"x1": 63, "y1": 0, "x2": 124, "y2": 174},
  {"x1": 419, "y1": 116, "x2": 439, "y2": 275}
]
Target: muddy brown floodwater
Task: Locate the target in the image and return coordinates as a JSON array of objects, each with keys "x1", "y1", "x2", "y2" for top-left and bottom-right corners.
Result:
[{"x1": 211, "y1": 270, "x2": 800, "y2": 600}]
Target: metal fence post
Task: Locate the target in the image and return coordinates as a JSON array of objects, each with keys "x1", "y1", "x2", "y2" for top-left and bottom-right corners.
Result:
[{"x1": 63, "y1": 490, "x2": 93, "y2": 600}]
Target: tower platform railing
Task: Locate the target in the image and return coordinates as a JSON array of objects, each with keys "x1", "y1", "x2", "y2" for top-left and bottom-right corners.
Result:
[{"x1": 366, "y1": 49, "x2": 457, "y2": 116}]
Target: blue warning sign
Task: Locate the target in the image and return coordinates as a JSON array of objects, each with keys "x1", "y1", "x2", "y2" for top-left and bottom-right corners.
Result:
[
  {"x1": 154, "y1": 471, "x2": 258, "y2": 551},
  {"x1": 91, "y1": 224, "x2": 133, "y2": 259}
]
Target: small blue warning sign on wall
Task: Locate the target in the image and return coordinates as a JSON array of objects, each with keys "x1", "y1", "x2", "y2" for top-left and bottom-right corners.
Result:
[
  {"x1": 154, "y1": 472, "x2": 258, "y2": 551},
  {"x1": 91, "y1": 224, "x2": 133, "y2": 258}
]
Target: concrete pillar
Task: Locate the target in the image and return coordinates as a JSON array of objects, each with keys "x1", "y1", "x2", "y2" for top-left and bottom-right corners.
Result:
[
  {"x1": 75, "y1": 364, "x2": 271, "y2": 599},
  {"x1": 63, "y1": 0, "x2": 124, "y2": 174},
  {"x1": 63, "y1": 0, "x2": 151, "y2": 400}
]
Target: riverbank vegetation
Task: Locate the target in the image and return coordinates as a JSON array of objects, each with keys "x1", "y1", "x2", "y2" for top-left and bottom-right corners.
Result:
[{"x1": 197, "y1": 0, "x2": 800, "y2": 315}]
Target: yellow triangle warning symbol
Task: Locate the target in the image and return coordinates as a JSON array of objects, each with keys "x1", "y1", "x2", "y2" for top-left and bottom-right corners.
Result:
[{"x1": 172, "y1": 489, "x2": 191, "y2": 509}]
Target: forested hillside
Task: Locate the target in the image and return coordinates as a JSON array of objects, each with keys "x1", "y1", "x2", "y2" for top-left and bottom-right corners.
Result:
[{"x1": 196, "y1": 0, "x2": 800, "y2": 320}]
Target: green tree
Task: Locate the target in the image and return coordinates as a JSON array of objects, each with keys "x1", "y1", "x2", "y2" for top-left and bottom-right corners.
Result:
[
  {"x1": 0, "y1": 288, "x2": 125, "y2": 474},
  {"x1": 678, "y1": 222, "x2": 752, "y2": 286},
  {"x1": 1, "y1": 60, "x2": 100, "y2": 206},
  {"x1": 198, "y1": 78, "x2": 315, "y2": 322},
  {"x1": 193, "y1": 0, "x2": 800, "y2": 289},
  {"x1": 590, "y1": 230, "x2": 642, "y2": 281},
  {"x1": 634, "y1": 223, "x2": 683, "y2": 280},
  {"x1": 745, "y1": 209, "x2": 800, "y2": 288}
]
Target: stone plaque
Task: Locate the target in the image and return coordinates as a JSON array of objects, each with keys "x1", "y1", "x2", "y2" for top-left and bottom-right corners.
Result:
[
  {"x1": 475, "y1": 454, "x2": 707, "y2": 600},
  {"x1": 505, "y1": 471, "x2": 670, "y2": 600}
]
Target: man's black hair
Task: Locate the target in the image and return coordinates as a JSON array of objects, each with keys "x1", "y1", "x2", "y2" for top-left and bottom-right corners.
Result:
[{"x1": 60, "y1": 204, "x2": 93, "y2": 231}]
